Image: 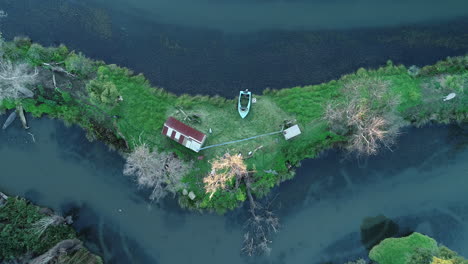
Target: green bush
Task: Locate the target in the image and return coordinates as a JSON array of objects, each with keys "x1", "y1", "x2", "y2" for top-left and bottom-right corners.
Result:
[
  {"x1": 65, "y1": 52, "x2": 95, "y2": 77},
  {"x1": 369, "y1": 233, "x2": 438, "y2": 264},
  {"x1": 87, "y1": 75, "x2": 120, "y2": 106},
  {"x1": 13, "y1": 36, "x2": 32, "y2": 49}
]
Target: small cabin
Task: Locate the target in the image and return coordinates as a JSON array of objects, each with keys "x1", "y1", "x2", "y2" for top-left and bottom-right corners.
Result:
[
  {"x1": 283, "y1": 124, "x2": 301, "y2": 140},
  {"x1": 162, "y1": 117, "x2": 207, "y2": 152}
]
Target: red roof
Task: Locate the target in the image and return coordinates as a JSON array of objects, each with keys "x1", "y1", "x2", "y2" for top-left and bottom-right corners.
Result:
[{"x1": 163, "y1": 117, "x2": 206, "y2": 143}]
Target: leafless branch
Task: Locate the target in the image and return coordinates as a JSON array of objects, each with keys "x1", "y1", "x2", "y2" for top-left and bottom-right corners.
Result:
[
  {"x1": 123, "y1": 143, "x2": 191, "y2": 202},
  {"x1": 324, "y1": 78, "x2": 403, "y2": 155},
  {"x1": 203, "y1": 153, "x2": 248, "y2": 198},
  {"x1": 0, "y1": 60, "x2": 37, "y2": 100}
]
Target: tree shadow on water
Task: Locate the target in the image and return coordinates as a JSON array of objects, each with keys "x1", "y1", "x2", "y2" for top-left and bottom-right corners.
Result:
[
  {"x1": 60, "y1": 200, "x2": 159, "y2": 264},
  {"x1": 275, "y1": 125, "x2": 466, "y2": 218},
  {"x1": 23, "y1": 188, "x2": 43, "y2": 203}
]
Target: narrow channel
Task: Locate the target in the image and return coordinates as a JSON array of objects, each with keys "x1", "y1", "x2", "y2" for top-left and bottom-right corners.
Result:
[{"x1": 0, "y1": 117, "x2": 466, "y2": 263}]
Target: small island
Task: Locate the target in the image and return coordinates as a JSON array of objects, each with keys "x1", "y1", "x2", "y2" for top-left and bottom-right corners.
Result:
[{"x1": 0, "y1": 34, "x2": 466, "y2": 256}]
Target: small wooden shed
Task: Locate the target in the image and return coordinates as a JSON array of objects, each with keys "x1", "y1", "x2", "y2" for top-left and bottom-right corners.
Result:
[
  {"x1": 162, "y1": 117, "x2": 207, "y2": 152},
  {"x1": 283, "y1": 124, "x2": 301, "y2": 140}
]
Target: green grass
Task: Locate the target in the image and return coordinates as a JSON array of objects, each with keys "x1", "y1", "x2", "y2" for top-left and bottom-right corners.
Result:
[
  {"x1": 1, "y1": 36, "x2": 467, "y2": 213},
  {"x1": 170, "y1": 96, "x2": 292, "y2": 158}
]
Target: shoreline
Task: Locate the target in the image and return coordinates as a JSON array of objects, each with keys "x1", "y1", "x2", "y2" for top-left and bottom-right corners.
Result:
[
  {"x1": 0, "y1": 35, "x2": 466, "y2": 214},
  {"x1": 2, "y1": 2, "x2": 467, "y2": 97},
  {"x1": 0, "y1": 190, "x2": 102, "y2": 263}
]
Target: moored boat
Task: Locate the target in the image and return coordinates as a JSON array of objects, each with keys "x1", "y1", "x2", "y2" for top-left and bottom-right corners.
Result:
[{"x1": 238, "y1": 89, "x2": 251, "y2": 118}]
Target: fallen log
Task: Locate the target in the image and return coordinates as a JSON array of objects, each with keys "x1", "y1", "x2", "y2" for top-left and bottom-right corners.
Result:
[
  {"x1": 42, "y1": 62, "x2": 77, "y2": 78},
  {"x1": 17, "y1": 86, "x2": 34, "y2": 98},
  {"x1": 17, "y1": 105, "x2": 29, "y2": 129},
  {"x1": 2, "y1": 111, "x2": 17, "y2": 130},
  {"x1": 29, "y1": 239, "x2": 82, "y2": 264}
]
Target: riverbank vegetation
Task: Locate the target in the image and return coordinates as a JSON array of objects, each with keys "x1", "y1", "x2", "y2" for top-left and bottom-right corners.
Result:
[
  {"x1": 0, "y1": 194, "x2": 102, "y2": 263},
  {"x1": 345, "y1": 232, "x2": 468, "y2": 264},
  {"x1": 0, "y1": 33, "x2": 466, "y2": 254},
  {"x1": 0, "y1": 34, "x2": 466, "y2": 211}
]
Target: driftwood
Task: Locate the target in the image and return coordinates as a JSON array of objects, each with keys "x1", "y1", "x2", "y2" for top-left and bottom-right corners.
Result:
[
  {"x1": 52, "y1": 73, "x2": 58, "y2": 91},
  {"x1": 0, "y1": 191, "x2": 8, "y2": 207},
  {"x1": 17, "y1": 86, "x2": 34, "y2": 98},
  {"x1": 42, "y1": 62, "x2": 76, "y2": 78},
  {"x1": 0, "y1": 191, "x2": 8, "y2": 200},
  {"x1": 28, "y1": 132, "x2": 36, "y2": 142},
  {"x1": 16, "y1": 105, "x2": 29, "y2": 129},
  {"x1": 29, "y1": 239, "x2": 82, "y2": 264},
  {"x1": 176, "y1": 106, "x2": 201, "y2": 124},
  {"x1": 2, "y1": 111, "x2": 17, "y2": 130}
]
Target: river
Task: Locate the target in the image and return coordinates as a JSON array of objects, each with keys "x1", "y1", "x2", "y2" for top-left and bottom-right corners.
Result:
[
  {"x1": 0, "y1": 117, "x2": 466, "y2": 264},
  {"x1": 0, "y1": 0, "x2": 467, "y2": 96},
  {"x1": 0, "y1": 0, "x2": 468, "y2": 263}
]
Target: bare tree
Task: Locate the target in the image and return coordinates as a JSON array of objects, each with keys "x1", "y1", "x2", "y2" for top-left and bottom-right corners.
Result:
[
  {"x1": 31, "y1": 215, "x2": 69, "y2": 237},
  {"x1": 123, "y1": 143, "x2": 191, "y2": 202},
  {"x1": 203, "y1": 153, "x2": 247, "y2": 198},
  {"x1": 0, "y1": 60, "x2": 38, "y2": 100},
  {"x1": 203, "y1": 153, "x2": 280, "y2": 256},
  {"x1": 324, "y1": 78, "x2": 402, "y2": 155},
  {"x1": 242, "y1": 194, "x2": 280, "y2": 256}
]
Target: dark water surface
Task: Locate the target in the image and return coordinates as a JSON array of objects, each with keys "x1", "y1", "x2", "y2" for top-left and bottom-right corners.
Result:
[
  {"x1": 1, "y1": 1, "x2": 468, "y2": 263},
  {"x1": 0, "y1": 118, "x2": 467, "y2": 264},
  {"x1": 0, "y1": 0, "x2": 467, "y2": 96}
]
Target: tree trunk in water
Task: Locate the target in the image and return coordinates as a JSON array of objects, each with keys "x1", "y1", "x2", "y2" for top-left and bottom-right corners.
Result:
[
  {"x1": 2, "y1": 111, "x2": 16, "y2": 130},
  {"x1": 16, "y1": 105, "x2": 29, "y2": 129},
  {"x1": 29, "y1": 239, "x2": 82, "y2": 264}
]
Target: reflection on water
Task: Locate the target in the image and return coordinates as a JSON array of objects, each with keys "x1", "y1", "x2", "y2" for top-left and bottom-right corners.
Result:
[
  {"x1": 73, "y1": 0, "x2": 468, "y2": 32},
  {"x1": 0, "y1": 0, "x2": 467, "y2": 262},
  {"x1": 274, "y1": 124, "x2": 468, "y2": 264},
  {"x1": 0, "y1": 0, "x2": 467, "y2": 96},
  {"x1": 0, "y1": 116, "x2": 466, "y2": 264}
]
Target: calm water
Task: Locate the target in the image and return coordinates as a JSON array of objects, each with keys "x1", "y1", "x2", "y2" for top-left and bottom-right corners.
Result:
[
  {"x1": 0, "y1": 117, "x2": 466, "y2": 264},
  {"x1": 0, "y1": 0, "x2": 467, "y2": 96},
  {"x1": 1, "y1": 0, "x2": 468, "y2": 263}
]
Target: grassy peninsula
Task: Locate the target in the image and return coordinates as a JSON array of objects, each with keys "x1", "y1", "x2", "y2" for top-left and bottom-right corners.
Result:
[{"x1": 0, "y1": 34, "x2": 466, "y2": 215}]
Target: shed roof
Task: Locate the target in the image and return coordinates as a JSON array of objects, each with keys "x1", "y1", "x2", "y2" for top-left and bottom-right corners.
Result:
[
  {"x1": 164, "y1": 117, "x2": 206, "y2": 142},
  {"x1": 283, "y1": 124, "x2": 301, "y2": 140}
]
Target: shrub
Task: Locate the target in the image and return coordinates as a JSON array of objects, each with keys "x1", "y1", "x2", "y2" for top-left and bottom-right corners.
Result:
[
  {"x1": 26, "y1": 43, "x2": 50, "y2": 65},
  {"x1": 369, "y1": 233, "x2": 438, "y2": 264},
  {"x1": 87, "y1": 78, "x2": 119, "y2": 106},
  {"x1": 13, "y1": 36, "x2": 32, "y2": 49},
  {"x1": 64, "y1": 52, "x2": 95, "y2": 77},
  {"x1": 324, "y1": 77, "x2": 403, "y2": 155}
]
